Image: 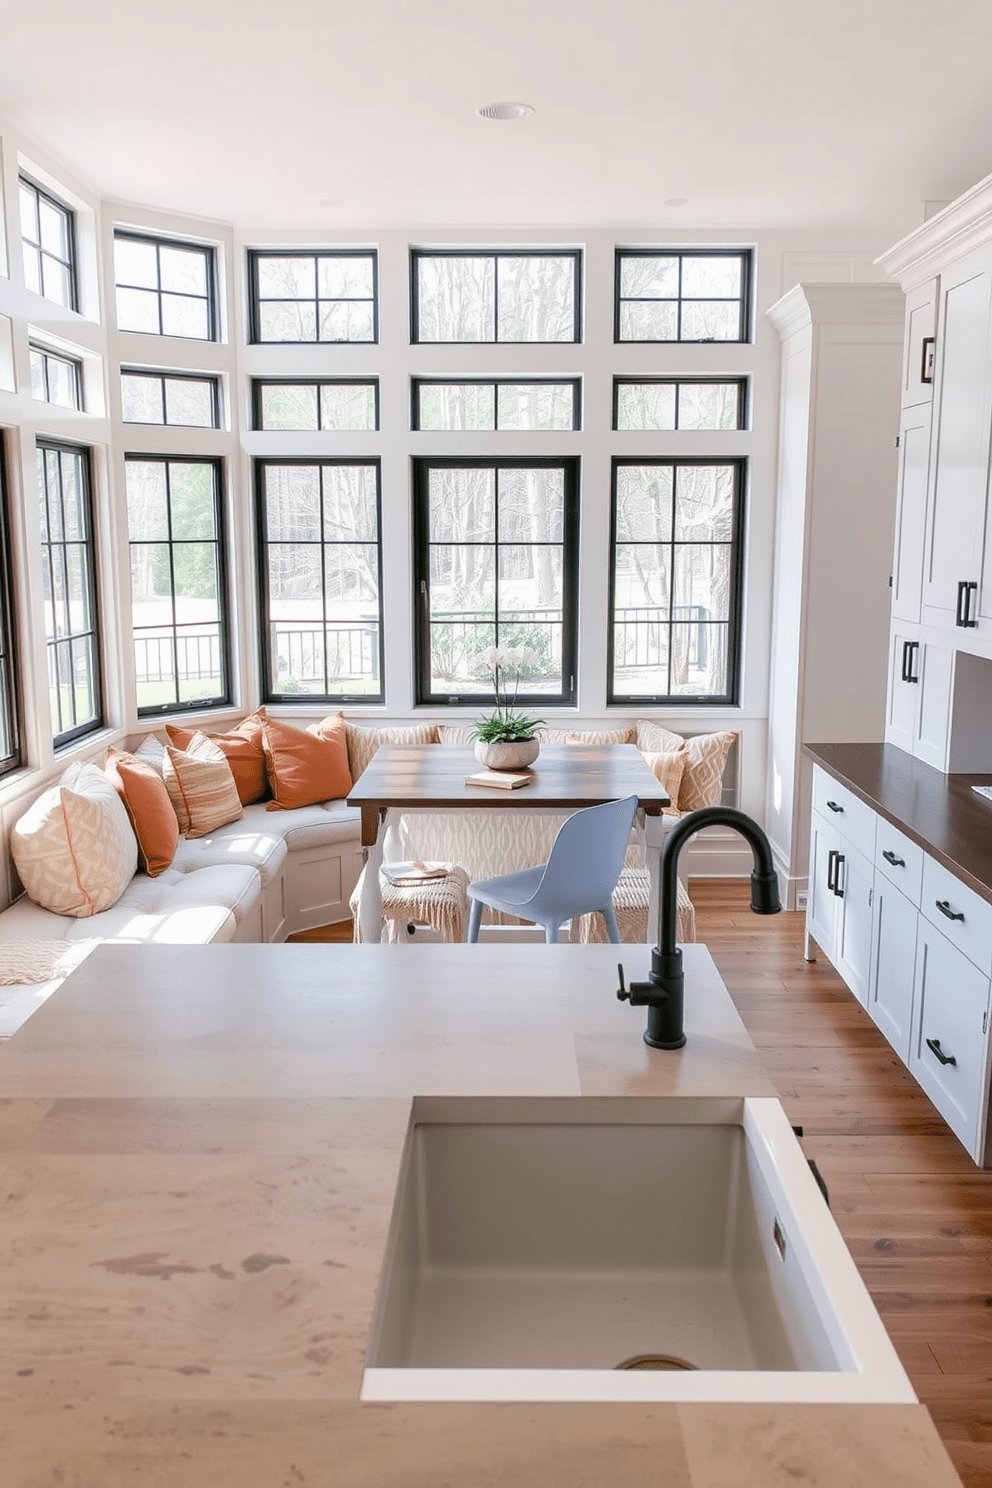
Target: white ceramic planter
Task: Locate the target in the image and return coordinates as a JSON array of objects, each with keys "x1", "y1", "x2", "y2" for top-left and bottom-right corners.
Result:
[{"x1": 473, "y1": 739, "x2": 540, "y2": 771}]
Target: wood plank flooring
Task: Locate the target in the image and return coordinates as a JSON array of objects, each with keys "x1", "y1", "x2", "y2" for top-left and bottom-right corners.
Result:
[{"x1": 296, "y1": 886, "x2": 992, "y2": 1484}]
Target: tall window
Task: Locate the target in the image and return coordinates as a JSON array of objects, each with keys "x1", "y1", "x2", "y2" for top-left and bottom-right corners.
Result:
[
  {"x1": 114, "y1": 231, "x2": 217, "y2": 340},
  {"x1": 125, "y1": 457, "x2": 229, "y2": 715},
  {"x1": 413, "y1": 457, "x2": 578, "y2": 706},
  {"x1": 615, "y1": 250, "x2": 752, "y2": 343},
  {"x1": 609, "y1": 458, "x2": 744, "y2": 705},
  {"x1": 20, "y1": 176, "x2": 77, "y2": 309},
  {"x1": 37, "y1": 441, "x2": 102, "y2": 745},
  {"x1": 256, "y1": 460, "x2": 383, "y2": 703},
  {"x1": 248, "y1": 251, "x2": 377, "y2": 344},
  {"x1": 121, "y1": 370, "x2": 220, "y2": 427},
  {"x1": 412, "y1": 251, "x2": 581, "y2": 343},
  {"x1": 30, "y1": 346, "x2": 83, "y2": 410},
  {"x1": 0, "y1": 438, "x2": 21, "y2": 776}
]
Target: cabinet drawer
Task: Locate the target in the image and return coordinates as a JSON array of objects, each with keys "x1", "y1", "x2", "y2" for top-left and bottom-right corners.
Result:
[
  {"x1": 810, "y1": 767, "x2": 876, "y2": 861},
  {"x1": 911, "y1": 921, "x2": 992, "y2": 1162},
  {"x1": 873, "y1": 820, "x2": 924, "y2": 905},
  {"x1": 921, "y1": 856, "x2": 992, "y2": 976}
]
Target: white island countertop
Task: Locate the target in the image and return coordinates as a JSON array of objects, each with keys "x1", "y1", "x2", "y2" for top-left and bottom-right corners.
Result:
[{"x1": 0, "y1": 941, "x2": 963, "y2": 1486}]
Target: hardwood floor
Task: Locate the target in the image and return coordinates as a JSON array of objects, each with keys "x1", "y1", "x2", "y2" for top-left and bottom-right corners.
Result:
[{"x1": 292, "y1": 886, "x2": 992, "y2": 1485}]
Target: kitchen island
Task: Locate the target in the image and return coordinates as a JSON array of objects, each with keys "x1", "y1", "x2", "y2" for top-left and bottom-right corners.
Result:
[{"x1": 0, "y1": 941, "x2": 962, "y2": 1486}]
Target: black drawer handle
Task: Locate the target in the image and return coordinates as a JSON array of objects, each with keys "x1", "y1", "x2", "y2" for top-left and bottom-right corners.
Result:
[
  {"x1": 935, "y1": 899, "x2": 965, "y2": 923},
  {"x1": 826, "y1": 800, "x2": 844, "y2": 813},
  {"x1": 882, "y1": 850, "x2": 906, "y2": 867},
  {"x1": 833, "y1": 852, "x2": 845, "y2": 899},
  {"x1": 956, "y1": 579, "x2": 979, "y2": 628},
  {"x1": 826, "y1": 848, "x2": 838, "y2": 893},
  {"x1": 900, "y1": 639, "x2": 919, "y2": 683},
  {"x1": 926, "y1": 1037, "x2": 957, "y2": 1067}
]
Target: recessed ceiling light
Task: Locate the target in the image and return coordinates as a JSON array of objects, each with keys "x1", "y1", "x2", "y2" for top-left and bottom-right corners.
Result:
[
  {"x1": 478, "y1": 102, "x2": 534, "y2": 121},
  {"x1": 664, "y1": 197, "x2": 688, "y2": 208}
]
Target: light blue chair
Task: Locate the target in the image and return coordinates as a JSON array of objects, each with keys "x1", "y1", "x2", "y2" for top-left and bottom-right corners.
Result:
[{"x1": 466, "y1": 795, "x2": 640, "y2": 945}]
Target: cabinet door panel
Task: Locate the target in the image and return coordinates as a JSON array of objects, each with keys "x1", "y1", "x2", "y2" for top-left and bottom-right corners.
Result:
[
  {"x1": 835, "y1": 842, "x2": 874, "y2": 1007},
  {"x1": 923, "y1": 258, "x2": 992, "y2": 626},
  {"x1": 885, "y1": 626, "x2": 920, "y2": 753},
  {"x1": 890, "y1": 408, "x2": 931, "y2": 624},
  {"x1": 914, "y1": 639, "x2": 953, "y2": 769},
  {"x1": 869, "y1": 878, "x2": 918, "y2": 1062},
  {"x1": 807, "y1": 812, "x2": 839, "y2": 960},
  {"x1": 911, "y1": 922, "x2": 992, "y2": 1162},
  {"x1": 901, "y1": 279, "x2": 937, "y2": 408}
]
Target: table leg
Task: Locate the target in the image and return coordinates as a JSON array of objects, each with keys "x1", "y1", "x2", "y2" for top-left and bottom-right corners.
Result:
[{"x1": 357, "y1": 810, "x2": 406, "y2": 944}]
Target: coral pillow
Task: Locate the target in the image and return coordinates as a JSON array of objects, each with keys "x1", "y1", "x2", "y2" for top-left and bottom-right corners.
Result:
[
  {"x1": 165, "y1": 711, "x2": 268, "y2": 805},
  {"x1": 163, "y1": 733, "x2": 243, "y2": 838},
  {"x1": 105, "y1": 748, "x2": 179, "y2": 877},
  {"x1": 643, "y1": 748, "x2": 688, "y2": 814},
  {"x1": 10, "y1": 762, "x2": 138, "y2": 917},
  {"x1": 262, "y1": 714, "x2": 352, "y2": 809}
]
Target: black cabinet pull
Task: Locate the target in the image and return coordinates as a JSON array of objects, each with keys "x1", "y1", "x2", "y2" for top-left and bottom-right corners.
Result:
[
  {"x1": 833, "y1": 853, "x2": 845, "y2": 899},
  {"x1": 956, "y1": 580, "x2": 979, "y2": 628},
  {"x1": 926, "y1": 1037, "x2": 957, "y2": 1067},
  {"x1": 826, "y1": 848, "x2": 838, "y2": 892},
  {"x1": 826, "y1": 800, "x2": 844, "y2": 813},
  {"x1": 882, "y1": 850, "x2": 906, "y2": 867},
  {"x1": 900, "y1": 639, "x2": 919, "y2": 683},
  {"x1": 935, "y1": 899, "x2": 965, "y2": 922}
]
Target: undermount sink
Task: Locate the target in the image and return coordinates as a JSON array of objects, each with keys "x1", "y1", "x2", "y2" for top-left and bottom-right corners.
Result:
[{"x1": 362, "y1": 1096, "x2": 915, "y2": 1404}]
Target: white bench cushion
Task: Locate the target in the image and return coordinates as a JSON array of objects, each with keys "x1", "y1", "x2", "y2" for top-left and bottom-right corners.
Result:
[{"x1": 172, "y1": 809, "x2": 288, "y2": 887}]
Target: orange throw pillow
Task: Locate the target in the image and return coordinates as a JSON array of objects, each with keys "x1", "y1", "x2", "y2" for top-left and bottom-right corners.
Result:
[
  {"x1": 105, "y1": 748, "x2": 180, "y2": 877},
  {"x1": 262, "y1": 714, "x2": 352, "y2": 810},
  {"x1": 166, "y1": 711, "x2": 268, "y2": 805}
]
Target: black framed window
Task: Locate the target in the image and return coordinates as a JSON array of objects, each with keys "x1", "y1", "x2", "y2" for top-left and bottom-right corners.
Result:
[
  {"x1": 248, "y1": 251, "x2": 377, "y2": 344},
  {"x1": 121, "y1": 370, "x2": 220, "y2": 428},
  {"x1": 252, "y1": 379, "x2": 379, "y2": 431},
  {"x1": 0, "y1": 436, "x2": 22, "y2": 776},
  {"x1": 20, "y1": 176, "x2": 77, "y2": 310},
  {"x1": 615, "y1": 250, "x2": 752, "y2": 343},
  {"x1": 613, "y1": 377, "x2": 746, "y2": 431},
  {"x1": 125, "y1": 456, "x2": 230, "y2": 716},
  {"x1": 37, "y1": 441, "x2": 103, "y2": 745},
  {"x1": 256, "y1": 460, "x2": 383, "y2": 703},
  {"x1": 609, "y1": 458, "x2": 744, "y2": 705},
  {"x1": 412, "y1": 250, "x2": 581, "y2": 343},
  {"x1": 412, "y1": 378, "x2": 580, "y2": 431},
  {"x1": 30, "y1": 346, "x2": 83, "y2": 411},
  {"x1": 413, "y1": 457, "x2": 578, "y2": 706},
  {"x1": 114, "y1": 231, "x2": 217, "y2": 340}
]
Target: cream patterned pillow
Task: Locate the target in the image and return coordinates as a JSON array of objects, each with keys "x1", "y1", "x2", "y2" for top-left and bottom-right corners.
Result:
[
  {"x1": 163, "y1": 733, "x2": 243, "y2": 838},
  {"x1": 10, "y1": 763, "x2": 138, "y2": 917},
  {"x1": 635, "y1": 719, "x2": 685, "y2": 755},
  {"x1": 643, "y1": 748, "x2": 688, "y2": 813},
  {"x1": 345, "y1": 722, "x2": 438, "y2": 782},
  {"x1": 679, "y1": 731, "x2": 737, "y2": 811},
  {"x1": 566, "y1": 727, "x2": 636, "y2": 745},
  {"x1": 436, "y1": 725, "x2": 474, "y2": 745}
]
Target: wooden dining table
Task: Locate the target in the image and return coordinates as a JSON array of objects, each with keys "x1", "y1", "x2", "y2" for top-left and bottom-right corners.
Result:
[{"x1": 347, "y1": 742, "x2": 672, "y2": 943}]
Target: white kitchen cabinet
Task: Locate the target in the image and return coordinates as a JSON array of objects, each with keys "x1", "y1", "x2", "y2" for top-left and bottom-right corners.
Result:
[
  {"x1": 910, "y1": 917, "x2": 992, "y2": 1163},
  {"x1": 889, "y1": 403, "x2": 932, "y2": 624},
  {"x1": 884, "y1": 623, "x2": 953, "y2": 769},
  {"x1": 805, "y1": 794, "x2": 874, "y2": 1008},
  {"x1": 899, "y1": 278, "x2": 937, "y2": 408},
  {"x1": 868, "y1": 875, "x2": 918, "y2": 1064}
]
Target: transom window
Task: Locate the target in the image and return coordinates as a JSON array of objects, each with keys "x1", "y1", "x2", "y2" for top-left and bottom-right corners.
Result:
[
  {"x1": 615, "y1": 250, "x2": 752, "y2": 343},
  {"x1": 256, "y1": 460, "x2": 383, "y2": 702},
  {"x1": 114, "y1": 231, "x2": 217, "y2": 340},
  {"x1": 125, "y1": 457, "x2": 230, "y2": 715},
  {"x1": 252, "y1": 379, "x2": 379, "y2": 431},
  {"x1": 609, "y1": 458, "x2": 744, "y2": 704},
  {"x1": 413, "y1": 457, "x2": 578, "y2": 705},
  {"x1": 412, "y1": 251, "x2": 581, "y2": 343},
  {"x1": 120, "y1": 370, "x2": 220, "y2": 428},
  {"x1": 412, "y1": 379, "x2": 580, "y2": 431},
  {"x1": 248, "y1": 251, "x2": 377, "y2": 344},
  {"x1": 37, "y1": 441, "x2": 103, "y2": 745},
  {"x1": 30, "y1": 346, "x2": 83, "y2": 411},
  {"x1": 20, "y1": 176, "x2": 76, "y2": 310},
  {"x1": 613, "y1": 378, "x2": 746, "y2": 430},
  {"x1": 0, "y1": 438, "x2": 21, "y2": 776}
]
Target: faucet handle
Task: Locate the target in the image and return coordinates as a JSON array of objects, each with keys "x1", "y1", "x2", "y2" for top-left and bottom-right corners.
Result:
[{"x1": 616, "y1": 963, "x2": 629, "y2": 1002}]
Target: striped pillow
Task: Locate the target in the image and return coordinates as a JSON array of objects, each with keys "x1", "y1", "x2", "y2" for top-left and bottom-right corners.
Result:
[{"x1": 163, "y1": 733, "x2": 243, "y2": 838}]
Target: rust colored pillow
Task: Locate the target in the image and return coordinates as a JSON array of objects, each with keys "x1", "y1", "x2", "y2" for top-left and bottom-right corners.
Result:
[
  {"x1": 105, "y1": 748, "x2": 180, "y2": 877},
  {"x1": 261, "y1": 714, "x2": 352, "y2": 810},
  {"x1": 165, "y1": 711, "x2": 268, "y2": 805}
]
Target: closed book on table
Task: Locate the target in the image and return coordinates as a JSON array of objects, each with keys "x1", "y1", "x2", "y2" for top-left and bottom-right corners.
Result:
[{"x1": 464, "y1": 770, "x2": 534, "y2": 790}]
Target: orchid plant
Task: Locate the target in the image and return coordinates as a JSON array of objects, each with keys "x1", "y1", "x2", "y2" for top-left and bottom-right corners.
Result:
[{"x1": 470, "y1": 645, "x2": 545, "y2": 743}]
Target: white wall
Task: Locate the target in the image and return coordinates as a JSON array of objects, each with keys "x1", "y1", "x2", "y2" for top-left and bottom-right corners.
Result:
[{"x1": 0, "y1": 109, "x2": 912, "y2": 872}]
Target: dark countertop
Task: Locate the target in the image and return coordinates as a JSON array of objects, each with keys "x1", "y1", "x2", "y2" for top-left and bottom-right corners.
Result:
[{"x1": 804, "y1": 742, "x2": 992, "y2": 904}]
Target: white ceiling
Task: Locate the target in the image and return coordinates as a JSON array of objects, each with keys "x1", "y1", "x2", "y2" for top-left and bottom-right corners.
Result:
[{"x1": 1, "y1": 0, "x2": 991, "y2": 235}]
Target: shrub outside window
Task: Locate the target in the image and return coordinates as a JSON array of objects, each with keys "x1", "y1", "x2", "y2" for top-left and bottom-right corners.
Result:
[
  {"x1": 609, "y1": 457, "x2": 744, "y2": 705},
  {"x1": 413, "y1": 457, "x2": 578, "y2": 706},
  {"x1": 114, "y1": 231, "x2": 217, "y2": 340},
  {"x1": 37, "y1": 441, "x2": 103, "y2": 745},
  {"x1": 30, "y1": 346, "x2": 83, "y2": 410},
  {"x1": 256, "y1": 460, "x2": 384, "y2": 702},
  {"x1": 248, "y1": 251, "x2": 377, "y2": 344},
  {"x1": 412, "y1": 251, "x2": 581, "y2": 343},
  {"x1": 252, "y1": 379, "x2": 379, "y2": 431},
  {"x1": 20, "y1": 176, "x2": 77, "y2": 310},
  {"x1": 412, "y1": 379, "x2": 580, "y2": 431},
  {"x1": 615, "y1": 250, "x2": 752, "y2": 343},
  {"x1": 125, "y1": 456, "x2": 230, "y2": 715},
  {"x1": 121, "y1": 370, "x2": 219, "y2": 428}
]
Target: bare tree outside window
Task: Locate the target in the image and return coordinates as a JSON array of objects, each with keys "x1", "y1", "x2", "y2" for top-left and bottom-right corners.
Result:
[{"x1": 413, "y1": 251, "x2": 580, "y2": 343}]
